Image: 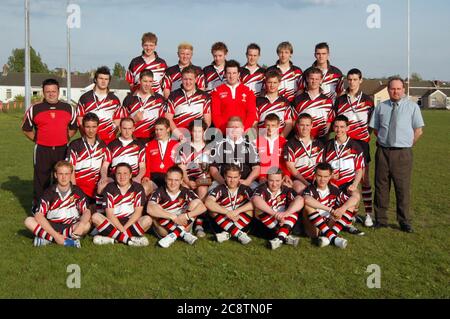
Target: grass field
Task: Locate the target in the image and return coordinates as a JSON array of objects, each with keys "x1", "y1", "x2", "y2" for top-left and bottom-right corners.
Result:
[{"x1": 0, "y1": 109, "x2": 449, "y2": 299}]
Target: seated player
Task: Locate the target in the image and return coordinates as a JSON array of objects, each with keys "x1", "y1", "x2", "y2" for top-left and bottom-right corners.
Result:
[
  {"x1": 122, "y1": 70, "x2": 165, "y2": 143},
  {"x1": 24, "y1": 161, "x2": 91, "y2": 247},
  {"x1": 204, "y1": 164, "x2": 253, "y2": 245},
  {"x1": 252, "y1": 168, "x2": 304, "y2": 250},
  {"x1": 292, "y1": 67, "x2": 334, "y2": 144},
  {"x1": 91, "y1": 163, "x2": 152, "y2": 246},
  {"x1": 203, "y1": 41, "x2": 228, "y2": 93},
  {"x1": 240, "y1": 43, "x2": 266, "y2": 96},
  {"x1": 162, "y1": 42, "x2": 205, "y2": 99},
  {"x1": 165, "y1": 66, "x2": 211, "y2": 141},
  {"x1": 303, "y1": 162, "x2": 361, "y2": 249},
  {"x1": 284, "y1": 113, "x2": 324, "y2": 194},
  {"x1": 209, "y1": 116, "x2": 260, "y2": 190},
  {"x1": 255, "y1": 113, "x2": 292, "y2": 186},
  {"x1": 142, "y1": 117, "x2": 179, "y2": 191},
  {"x1": 175, "y1": 120, "x2": 212, "y2": 237},
  {"x1": 255, "y1": 69, "x2": 293, "y2": 138},
  {"x1": 323, "y1": 115, "x2": 365, "y2": 236},
  {"x1": 67, "y1": 112, "x2": 110, "y2": 212},
  {"x1": 147, "y1": 166, "x2": 207, "y2": 248}
]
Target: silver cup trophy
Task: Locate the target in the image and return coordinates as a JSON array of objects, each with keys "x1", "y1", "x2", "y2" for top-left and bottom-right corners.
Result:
[{"x1": 196, "y1": 152, "x2": 212, "y2": 186}]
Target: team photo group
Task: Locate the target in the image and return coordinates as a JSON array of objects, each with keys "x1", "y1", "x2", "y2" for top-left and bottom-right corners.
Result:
[{"x1": 21, "y1": 31, "x2": 424, "y2": 250}]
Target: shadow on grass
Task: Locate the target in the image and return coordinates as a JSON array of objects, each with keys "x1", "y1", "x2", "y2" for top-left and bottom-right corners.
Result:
[
  {"x1": 17, "y1": 229, "x2": 34, "y2": 239},
  {"x1": 1, "y1": 176, "x2": 33, "y2": 216}
]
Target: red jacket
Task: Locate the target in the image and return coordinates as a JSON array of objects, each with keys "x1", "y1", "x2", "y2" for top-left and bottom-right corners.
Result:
[
  {"x1": 144, "y1": 139, "x2": 179, "y2": 178},
  {"x1": 211, "y1": 83, "x2": 256, "y2": 133},
  {"x1": 256, "y1": 135, "x2": 290, "y2": 179}
]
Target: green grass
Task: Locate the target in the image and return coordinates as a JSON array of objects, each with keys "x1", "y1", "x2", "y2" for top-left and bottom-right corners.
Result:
[{"x1": 0, "y1": 110, "x2": 449, "y2": 298}]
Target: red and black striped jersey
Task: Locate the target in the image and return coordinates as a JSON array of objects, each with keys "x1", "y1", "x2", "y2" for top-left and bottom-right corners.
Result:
[
  {"x1": 122, "y1": 93, "x2": 165, "y2": 139},
  {"x1": 149, "y1": 186, "x2": 199, "y2": 216},
  {"x1": 292, "y1": 92, "x2": 334, "y2": 139},
  {"x1": 175, "y1": 143, "x2": 211, "y2": 180},
  {"x1": 22, "y1": 100, "x2": 78, "y2": 147},
  {"x1": 240, "y1": 65, "x2": 266, "y2": 96},
  {"x1": 333, "y1": 92, "x2": 374, "y2": 143},
  {"x1": 283, "y1": 137, "x2": 324, "y2": 183},
  {"x1": 266, "y1": 62, "x2": 303, "y2": 102},
  {"x1": 107, "y1": 138, "x2": 146, "y2": 177},
  {"x1": 165, "y1": 88, "x2": 211, "y2": 129},
  {"x1": 208, "y1": 184, "x2": 253, "y2": 210},
  {"x1": 252, "y1": 184, "x2": 297, "y2": 213},
  {"x1": 76, "y1": 90, "x2": 123, "y2": 145},
  {"x1": 303, "y1": 182, "x2": 349, "y2": 217},
  {"x1": 256, "y1": 95, "x2": 292, "y2": 132},
  {"x1": 301, "y1": 63, "x2": 344, "y2": 101},
  {"x1": 126, "y1": 53, "x2": 167, "y2": 94},
  {"x1": 203, "y1": 64, "x2": 226, "y2": 93},
  {"x1": 38, "y1": 184, "x2": 88, "y2": 225},
  {"x1": 162, "y1": 64, "x2": 206, "y2": 92},
  {"x1": 323, "y1": 138, "x2": 365, "y2": 187},
  {"x1": 67, "y1": 138, "x2": 111, "y2": 198},
  {"x1": 103, "y1": 181, "x2": 145, "y2": 219}
]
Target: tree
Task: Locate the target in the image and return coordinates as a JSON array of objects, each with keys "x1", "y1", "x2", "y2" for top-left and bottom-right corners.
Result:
[
  {"x1": 113, "y1": 62, "x2": 126, "y2": 79},
  {"x1": 6, "y1": 47, "x2": 49, "y2": 73},
  {"x1": 410, "y1": 72, "x2": 423, "y2": 81}
]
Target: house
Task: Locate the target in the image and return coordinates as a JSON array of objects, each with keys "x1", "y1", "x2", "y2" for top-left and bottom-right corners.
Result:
[{"x1": 0, "y1": 71, "x2": 130, "y2": 106}]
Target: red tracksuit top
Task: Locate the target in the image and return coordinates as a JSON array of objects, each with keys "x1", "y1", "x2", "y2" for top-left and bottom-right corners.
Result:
[
  {"x1": 144, "y1": 139, "x2": 179, "y2": 178},
  {"x1": 211, "y1": 83, "x2": 256, "y2": 134}
]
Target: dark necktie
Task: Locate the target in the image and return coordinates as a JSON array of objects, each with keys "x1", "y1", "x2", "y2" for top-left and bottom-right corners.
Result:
[{"x1": 387, "y1": 102, "x2": 399, "y2": 146}]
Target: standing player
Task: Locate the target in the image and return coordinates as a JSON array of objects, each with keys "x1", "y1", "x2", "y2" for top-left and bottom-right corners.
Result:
[
  {"x1": 255, "y1": 69, "x2": 293, "y2": 138},
  {"x1": 205, "y1": 164, "x2": 253, "y2": 245},
  {"x1": 300, "y1": 42, "x2": 344, "y2": 102},
  {"x1": 333, "y1": 68, "x2": 375, "y2": 227},
  {"x1": 211, "y1": 60, "x2": 257, "y2": 134},
  {"x1": 147, "y1": 166, "x2": 207, "y2": 248},
  {"x1": 203, "y1": 42, "x2": 228, "y2": 93},
  {"x1": 240, "y1": 43, "x2": 266, "y2": 96},
  {"x1": 122, "y1": 70, "x2": 165, "y2": 143},
  {"x1": 165, "y1": 66, "x2": 211, "y2": 140},
  {"x1": 67, "y1": 113, "x2": 110, "y2": 211},
  {"x1": 91, "y1": 163, "x2": 152, "y2": 246},
  {"x1": 292, "y1": 67, "x2": 334, "y2": 143},
  {"x1": 24, "y1": 161, "x2": 91, "y2": 247},
  {"x1": 126, "y1": 32, "x2": 167, "y2": 94},
  {"x1": 76, "y1": 66, "x2": 123, "y2": 145},
  {"x1": 162, "y1": 42, "x2": 205, "y2": 99},
  {"x1": 252, "y1": 168, "x2": 304, "y2": 250},
  {"x1": 266, "y1": 41, "x2": 303, "y2": 103},
  {"x1": 284, "y1": 113, "x2": 324, "y2": 194},
  {"x1": 22, "y1": 78, "x2": 78, "y2": 213},
  {"x1": 303, "y1": 163, "x2": 361, "y2": 249}
]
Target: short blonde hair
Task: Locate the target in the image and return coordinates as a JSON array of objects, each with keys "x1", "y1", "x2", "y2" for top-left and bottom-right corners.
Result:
[
  {"x1": 178, "y1": 42, "x2": 193, "y2": 52},
  {"x1": 54, "y1": 160, "x2": 73, "y2": 173},
  {"x1": 277, "y1": 41, "x2": 293, "y2": 54}
]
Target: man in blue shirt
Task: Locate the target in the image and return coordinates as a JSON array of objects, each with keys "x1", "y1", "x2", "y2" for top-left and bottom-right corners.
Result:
[{"x1": 369, "y1": 76, "x2": 424, "y2": 232}]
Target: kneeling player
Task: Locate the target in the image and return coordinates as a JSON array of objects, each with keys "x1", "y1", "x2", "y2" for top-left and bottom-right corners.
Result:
[
  {"x1": 147, "y1": 166, "x2": 207, "y2": 248},
  {"x1": 205, "y1": 164, "x2": 253, "y2": 245},
  {"x1": 24, "y1": 161, "x2": 91, "y2": 247},
  {"x1": 91, "y1": 163, "x2": 152, "y2": 246},
  {"x1": 303, "y1": 162, "x2": 360, "y2": 249},
  {"x1": 252, "y1": 168, "x2": 304, "y2": 250}
]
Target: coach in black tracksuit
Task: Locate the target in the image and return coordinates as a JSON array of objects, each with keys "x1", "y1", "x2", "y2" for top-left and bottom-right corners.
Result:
[{"x1": 22, "y1": 79, "x2": 78, "y2": 213}]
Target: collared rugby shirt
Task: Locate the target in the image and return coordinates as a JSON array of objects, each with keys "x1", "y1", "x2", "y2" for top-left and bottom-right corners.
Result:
[
  {"x1": 175, "y1": 143, "x2": 212, "y2": 181},
  {"x1": 103, "y1": 181, "x2": 145, "y2": 219},
  {"x1": 126, "y1": 52, "x2": 167, "y2": 94},
  {"x1": 203, "y1": 64, "x2": 226, "y2": 93},
  {"x1": 107, "y1": 138, "x2": 146, "y2": 177},
  {"x1": 149, "y1": 186, "x2": 199, "y2": 216},
  {"x1": 252, "y1": 184, "x2": 297, "y2": 213},
  {"x1": 256, "y1": 95, "x2": 292, "y2": 133},
  {"x1": 208, "y1": 184, "x2": 253, "y2": 210},
  {"x1": 266, "y1": 62, "x2": 303, "y2": 102},
  {"x1": 240, "y1": 65, "x2": 266, "y2": 96},
  {"x1": 162, "y1": 64, "x2": 206, "y2": 92},
  {"x1": 303, "y1": 182, "x2": 349, "y2": 217},
  {"x1": 301, "y1": 62, "x2": 344, "y2": 101}
]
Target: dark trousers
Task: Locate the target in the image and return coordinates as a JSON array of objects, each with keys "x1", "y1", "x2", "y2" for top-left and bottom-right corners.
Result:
[
  {"x1": 33, "y1": 144, "x2": 67, "y2": 205},
  {"x1": 374, "y1": 146, "x2": 413, "y2": 226}
]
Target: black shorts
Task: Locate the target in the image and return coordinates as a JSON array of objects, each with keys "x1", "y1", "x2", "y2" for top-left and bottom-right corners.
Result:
[
  {"x1": 338, "y1": 182, "x2": 352, "y2": 196},
  {"x1": 354, "y1": 140, "x2": 371, "y2": 164},
  {"x1": 49, "y1": 221, "x2": 75, "y2": 234},
  {"x1": 118, "y1": 216, "x2": 130, "y2": 226},
  {"x1": 151, "y1": 172, "x2": 166, "y2": 188}
]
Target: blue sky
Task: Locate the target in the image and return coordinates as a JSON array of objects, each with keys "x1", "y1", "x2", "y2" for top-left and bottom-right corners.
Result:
[{"x1": 1, "y1": 0, "x2": 449, "y2": 80}]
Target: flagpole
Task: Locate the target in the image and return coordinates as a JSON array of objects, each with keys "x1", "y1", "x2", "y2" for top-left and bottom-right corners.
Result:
[
  {"x1": 66, "y1": 0, "x2": 72, "y2": 105},
  {"x1": 24, "y1": 0, "x2": 31, "y2": 111},
  {"x1": 407, "y1": 0, "x2": 410, "y2": 98}
]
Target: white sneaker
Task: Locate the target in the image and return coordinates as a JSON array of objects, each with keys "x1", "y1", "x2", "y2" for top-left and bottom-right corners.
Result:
[
  {"x1": 195, "y1": 227, "x2": 206, "y2": 238},
  {"x1": 182, "y1": 232, "x2": 198, "y2": 245},
  {"x1": 33, "y1": 236, "x2": 52, "y2": 247},
  {"x1": 364, "y1": 214, "x2": 374, "y2": 227},
  {"x1": 158, "y1": 232, "x2": 177, "y2": 248},
  {"x1": 317, "y1": 236, "x2": 331, "y2": 248},
  {"x1": 128, "y1": 236, "x2": 149, "y2": 247},
  {"x1": 215, "y1": 231, "x2": 231, "y2": 243},
  {"x1": 93, "y1": 235, "x2": 115, "y2": 245},
  {"x1": 285, "y1": 235, "x2": 300, "y2": 247},
  {"x1": 269, "y1": 237, "x2": 283, "y2": 250},
  {"x1": 334, "y1": 237, "x2": 348, "y2": 249},
  {"x1": 237, "y1": 232, "x2": 252, "y2": 245}
]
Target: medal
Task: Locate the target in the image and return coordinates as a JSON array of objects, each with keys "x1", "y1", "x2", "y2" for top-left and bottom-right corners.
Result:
[
  {"x1": 160, "y1": 163, "x2": 165, "y2": 169},
  {"x1": 158, "y1": 140, "x2": 168, "y2": 170}
]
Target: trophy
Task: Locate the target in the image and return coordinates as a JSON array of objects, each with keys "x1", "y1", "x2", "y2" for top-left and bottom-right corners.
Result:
[{"x1": 196, "y1": 153, "x2": 212, "y2": 186}]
